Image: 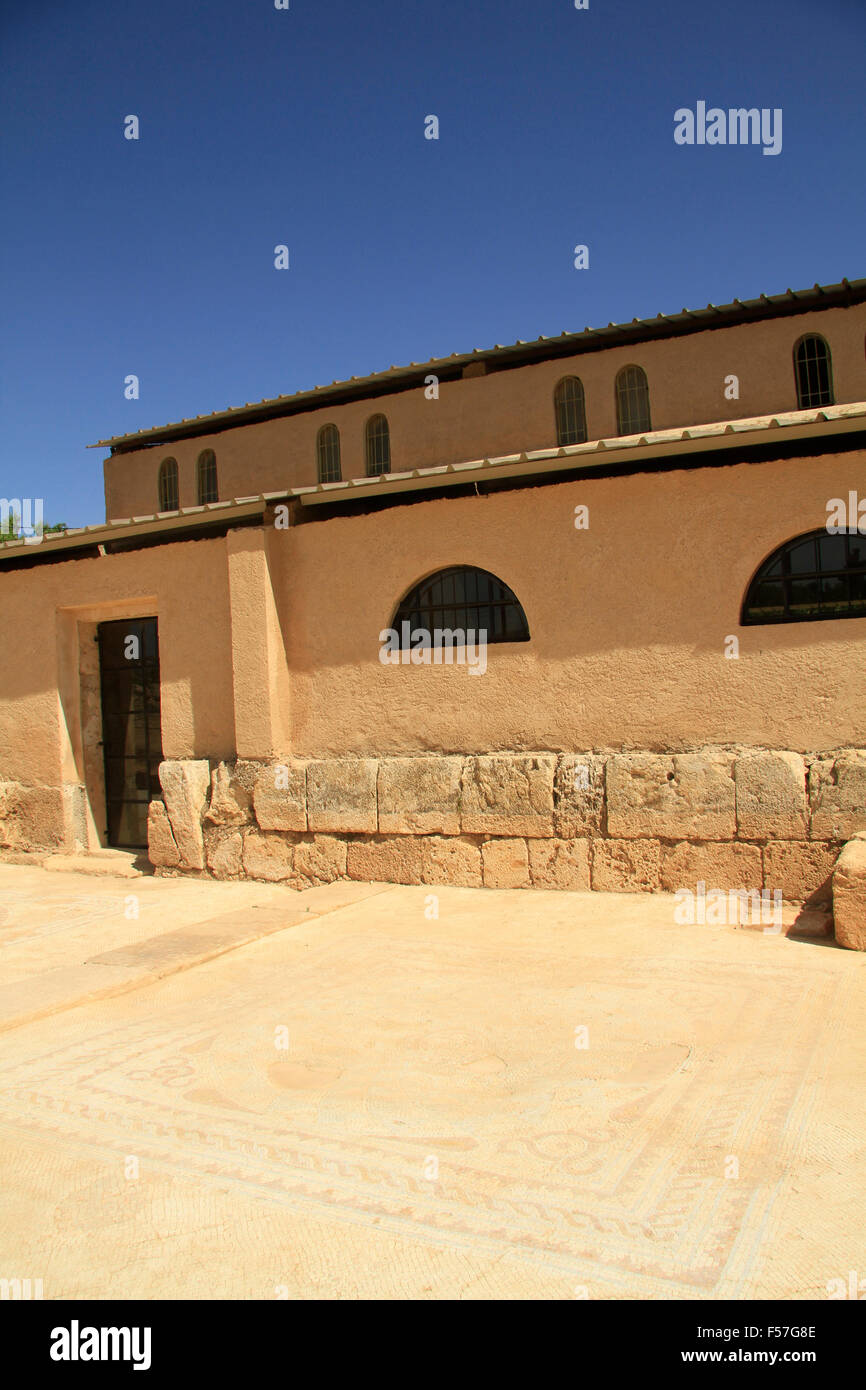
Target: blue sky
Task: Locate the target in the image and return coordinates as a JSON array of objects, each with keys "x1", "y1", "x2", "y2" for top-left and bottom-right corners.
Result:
[{"x1": 1, "y1": 0, "x2": 864, "y2": 526}]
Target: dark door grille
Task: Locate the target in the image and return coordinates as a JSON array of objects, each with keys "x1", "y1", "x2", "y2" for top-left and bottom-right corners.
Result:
[{"x1": 98, "y1": 617, "x2": 163, "y2": 848}]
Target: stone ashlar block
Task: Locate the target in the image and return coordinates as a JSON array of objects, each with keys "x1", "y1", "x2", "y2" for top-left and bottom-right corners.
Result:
[
  {"x1": 346, "y1": 836, "x2": 423, "y2": 885},
  {"x1": 421, "y1": 836, "x2": 483, "y2": 888},
  {"x1": 606, "y1": 752, "x2": 735, "y2": 841},
  {"x1": 460, "y1": 754, "x2": 555, "y2": 838},
  {"x1": 762, "y1": 840, "x2": 840, "y2": 904},
  {"x1": 242, "y1": 830, "x2": 295, "y2": 882},
  {"x1": 833, "y1": 839, "x2": 866, "y2": 951},
  {"x1": 206, "y1": 828, "x2": 244, "y2": 879},
  {"x1": 554, "y1": 755, "x2": 606, "y2": 838},
  {"x1": 159, "y1": 759, "x2": 211, "y2": 870},
  {"x1": 307, "y1": 759, "x2": 378, "y2": 834},
  {"x1": 147, "y1": 800, "x2": 180, "y2": 868},
  {"x1": 528, "y1": 838, "x2": 591, "y2": 891},
  {"x1": 481, "y1": 837, "x2": 531, "y2": 889},
  {"x1": 734, "y1": 751, "x2": 808, "y2": 840},
  {"x1": 294, "y1": 835, "x2": 348, "y2": 885},
  {"x1": 377, "y1": 756, "x2": 462, "y2": 835},
  {"x1": 205, "y1": 760, "x2": 255, "y2": 826},
  {"x1": 809, "y1": 751, "x2": 866, "y2": 841},
  {"x1": 0, "y1": 783, "x2": 66, "y2": 851},
  {"x1": 591, "y1": 838, "x2": 661, "y2": 893},
  {"x1": 660, "y1": 840, "x2": 763, "y2": 892},
  {"x1": 253, "y1": 761, "x2": 307, "y2": 832}
]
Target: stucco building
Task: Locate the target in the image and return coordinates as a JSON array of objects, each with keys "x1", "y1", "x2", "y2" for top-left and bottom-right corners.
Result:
[{"x1": 1, "y1": 278, "x2": 865, "y2": 944}]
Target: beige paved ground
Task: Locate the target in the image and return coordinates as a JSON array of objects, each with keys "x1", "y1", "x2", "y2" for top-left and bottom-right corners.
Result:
[{"x1": 0, "y1": 864, "x2": 864, "y2": 1300}]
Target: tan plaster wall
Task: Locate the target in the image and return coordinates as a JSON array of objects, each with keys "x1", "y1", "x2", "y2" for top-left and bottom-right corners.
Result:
[
  {"x1": 103, "y1": 303, "x2": 866, "y2": 521},
  {"x1": 279, "y1": 448, "x2": 866, "y2": 757},
  {"x1": 0, "y1": 537, "x2": 235, "y2": 788}
]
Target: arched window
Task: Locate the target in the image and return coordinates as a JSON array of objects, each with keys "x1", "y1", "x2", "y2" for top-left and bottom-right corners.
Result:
[
  {"x1": 794, "y1": 335, "x2": 834, "y2": 409},
  {"x1": 366, "y1": 414, "x2": 391, "y2": 475},
  {"x1": 158, "y1": 457, "x2": 178, "y2": 512},
  {"x1": 317, "y1": 424, "x2": 342, "y2": 483},
  {"x1": 197, "y1": 449, "x2": 218, "y2": 505},
  {"x1": 554, "y1": 376, "x2": 587, "y2": 446},
  {"x1": 742, "y1": 529, "x2": 866, "y2": 625},
  {"x1": 615, "y1": 365, "x2": 652, "y2": 435},
  {"x1": 391, "y1": 566, "x2": 530, "y2": 646}
]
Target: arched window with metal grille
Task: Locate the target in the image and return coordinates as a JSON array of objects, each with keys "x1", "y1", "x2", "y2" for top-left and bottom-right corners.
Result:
[
  {"x1": 615, "y1": 365, "x2": 652, "y2": 435},
  {"x1": 158, "y1": 458, "x2": 179, "y2": 512},
  {"x1": 196, "y1": 449, "x2": 218, "y2": 505},
  {"x1": 554, "y1": 376, "x2": 587, "y2": 446},
  {"x1": 366, "y1": 414, "x2": 391, "y2": 475},
  {"x1": 391, "y1": 566, "x2": 530, "y2": 646},
  {"x1": 317, "y1": 424, "x2": 342, "y2": 483},
  {"x1": 793, "y1": 335, "x2": 834, "y2": 409},
  {"x1": 742, "y1": 528, "x2": 866, "y2": 625}
]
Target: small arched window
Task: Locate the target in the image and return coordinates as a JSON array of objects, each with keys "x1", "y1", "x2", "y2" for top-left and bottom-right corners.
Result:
[
  {"x1": 554, "y1": 376, "x2": 587, "y2": 446},
  {"x1": 317, "y1": 424, "x2": 342, "y2": 483},
  {"x1": 197, "y1": 449, "x2": 218, "y2": 505},
  {"x1": 742, "y1": 529, "x2": 866, "y2": 625},
  {"x1": 615, "y1": 365, "x2": 652, "y2": 435},
  {"x1": 391, "y1": 566, "x2": 530, "y2": 646},
  {"x1": 158, "y1": 457, "x2": 179, "y2": 512},
  {"x1": 794, "y1": 335, "x2": 834, "y2": 409},
  {"x1": 366, "y1": 414, "x2": 391, "y2": 476}
]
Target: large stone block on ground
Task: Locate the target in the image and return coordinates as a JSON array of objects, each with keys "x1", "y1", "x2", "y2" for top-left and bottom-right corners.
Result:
[
  {"x1": 763, "y1": 840, "x2": 840, "y2": 904},
  {"x1": 205, "y1": 760, "x2": 255, "y2": 826},
  {"x1": 206, "y1": 828, "x2": 243, "y2": 879},
  {"x1": 591, "y1": 838, "x2": 661, "y2": 892},
  {"x1": 307, "y1": 759, "x2": 378, "y2": 834},
  {"x1": 159, "y1": 759, "x2": 210, "y2": 869},
  {"x1": 377, "y1": 756, "x2": 462, "y2": 835},
  {"x1": 242, "y1": 830, "x2": 295, "y2": 882},
  {"x1": 833, "y1": 838, "x2": 866, "y2": 951},
  {"x1": 147, "y1": 800, "x2": 180, "y2": 868},
  {"x1": 461, "y1": 754, "x2": 555, "y2": 837},
  {"x1": 482, "y1": 837, "x2": 530, "y2": 889},
  {"x1": 554, "y1": 755, "x2": 606, "y2": 837},
  {"x1": 346, "y1": 836, "x2": 423, "y2": 885},
  {"x1": 660, "y1": 840, "x2": 763, "y2": 892},
  {"x1": 421, "y1": 836, "x2": 483, "y2": 887},
  {"x1": 809, "y1": 751, "x2": 866, "y2": 841},
  {"x1": 607, "y1": 752, "x2": 735, "y2": 841},
  {"x1": 253, "y1": 761, "x2": 307, "y2": 832},
  {"x1": 528, "y1": 838, "x2": 591, "y2": 891},
  {"x1": 294, "y1": 835, "x2": 347, "y2": 885},
  {"x1": 734, "y1": 751, "x2": 808, "y2": 840}
]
